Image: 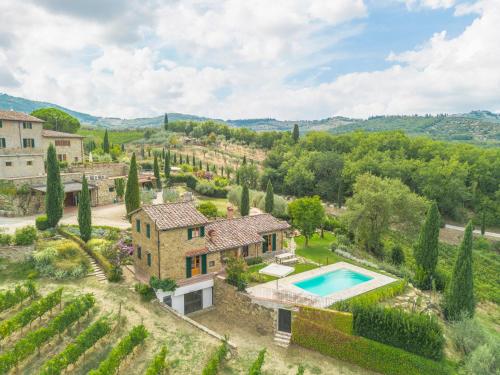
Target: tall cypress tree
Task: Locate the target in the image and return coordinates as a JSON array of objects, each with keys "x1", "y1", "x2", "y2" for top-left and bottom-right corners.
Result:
[
  {"x1": 444, "y1": 221, "x2": 475, "y2": 320},
  {"x1": 45, "y1": 144, "x2": 63, "y2": 228},
  {"x1": 206, "y1": 162, "x2": 209, "y2": 172},
  {"x1": 192, "y1": 153, "x2": 196, "y2": 167},
  {"x1": 265, "y1": 180, "x2": 274, "y2": 214},
  {"x1": 164, "y1": 113, "x2": 169, "y2": 131},
  {"x1": 198, "y1": 160, "x2": 202, "y2": 170},
  {"x1": 125, "y1": 153, "x2": 140, "y2": 215},
  {"x1": 103, "y1": 129, "x2": 110, "y2": 154},
  {"x1": 242, "y1": 155, "x2": 247, "y2": 165},
  {"x1": 293, "y1": 124, "x2": 300, "y2": 143},
  {"x1": 164, "y1": 151, "x2": 171, "y2": 179},
  {"x1": 173, "y1": 153, "x2": 177, "y2": 164},
  {"x1": 414, "y1": 202, "x2": 441, "y2": 288},
  {"x1": 186, "y1": 154, "x2": 190, "y2": 164},
  {"x1": 78, "y1": 174, "x2": 92, "y2": 242},
  {"x1": 241, "y1": 185, "x2": 250, "y2": 216},
  {"x1": 153, "y1": 154, "x2": 162, "y2": 190}
]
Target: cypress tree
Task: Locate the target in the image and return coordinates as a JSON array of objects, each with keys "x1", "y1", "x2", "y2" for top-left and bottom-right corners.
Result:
[
  {"x1": 444, "y1": 221, "x2": 475, "y2": 320},
  {"x1": 121, "y1": 144, "x2": 125, "y2": 152},
  {"x1": 164, "y1": 151, "x2": 171, "y2": 179},
  {"x1": 45, "y1": 144, "x2": 64, "y2": 228},
  {"x1": 206, "y1": 162, "x2": 209, "y2": 172},
  {"x1": 125, "y1": 153, "x2": 141, "y2": 215},
  {"x1": 192, "y1": 153, "x2": 196, "y2": 167},
  {"x1": 179, "y1": 154, "x2": 183, "y2": 164},
  {"x1": 164, "y1": 113, "x2": 169, "y2": 131},
  {"x1": 140, "y1": 145, "x2": 145, "y2": 159},
  {"x1": 480, "y1": 210, "x2": 486, "y2": 235},
  {"x1": 162, "y1": 147, "x2": 165, "y2": 160},
  {"x1": 241, "y1": 185, "x2": 250, "y2": 216},
  {"x1": 173, "y1": 153, "x2": 177, "y2": 164},
  {"x1": 221, "y1": 166, "x2": 224, "y2": 176},
  {"x1": 186, "y1": 154, "x2": 190, "y2": 164},
  {"x1": 293, "y1": 124, "x2": 300, "y2": 143},
  {"x1": 153, "y1": 154, "x2": 162, "y2": 190},
  {"x1": 103, "y1": 129, "x2": 110, "y2": 154},
  {"x1": 265, "y1": 180, "x2": 274, "y2": 214},
  {"x1": 198, "y1": 160, "x2": 202, "y2": 170},
  {"x1": 242, "y1": 155, "x2": 247, "y2": 165},
  {"x1": 414, "y1": 202, "x2": 441, "y2": 289},
  {"x1": 78, "y1": 174, "x2": 92, "y2": 242}
]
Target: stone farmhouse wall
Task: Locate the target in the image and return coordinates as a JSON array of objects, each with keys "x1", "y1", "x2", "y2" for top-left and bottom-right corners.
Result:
[{"x1": 213, "y1": 276, "x2": 276, "y2": 335}]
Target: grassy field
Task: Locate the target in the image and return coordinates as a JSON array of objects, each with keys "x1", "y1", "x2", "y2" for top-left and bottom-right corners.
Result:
[
  {"x1": 78, "y1": 128, "x2": 145, "y2": 144},
  {"x1": 295, "y1": 232, "x2": 343, "y2": 265}
]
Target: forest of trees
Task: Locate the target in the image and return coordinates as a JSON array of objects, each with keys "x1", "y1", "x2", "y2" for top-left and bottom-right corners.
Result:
[{"x1": 259, "y1": 130, "x2": 500, "y2": 226}]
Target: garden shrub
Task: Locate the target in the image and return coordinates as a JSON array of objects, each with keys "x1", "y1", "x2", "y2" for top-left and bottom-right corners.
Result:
[
  {"x1": 201, "y1": 340, "x2": 229, "y2": 375},
  {"x1": 449, "y1": 314, "x2": 487, "y2": 356},
  {"x1": 0, "y1": 233, "x2": 12, "y2": 246},
  {"x1": 150, "y1": 276, "x2": 177, "y2": 291},
  {"x1": 134, "y1": 283, "x2": 156, "y2": 301},
  {"x1": 195, "y1": 181, "x2": 227, "y2": 198},
  {"x1": 186, "y1": 175, "x2": 198, "y2": 189},
  {"x1": 35, "y1": 215, "x2": 50, "y2": 231},
  {"x1": 197, "y1": 201, "x2": 219, "y2": 218},
  {"x1": 462, "y1": 341, "x2": 500, "y2": 375},
  {"x1": 245, "y1": 256, "x2": 263, "y2": 266},
  {"x1": 292, "y1": 316, "x2": 452, "y2": 375},
  {"x1": 248, "y1": 348, "x2": 266, "y2": 375},
  {"x1": 390, "y1": 245, "x2": 405, "y2": 265},
  {"x1": 352, "y1": 304, "x2": 444, "y2": 360},
  {"x1": 331, "y1": 280, "x2": 407, "y2": 312},
  {"x1": 225, "y1": 256, "x2": 248, "y2": 291},
  {"x1": 14, "y1": 226, "x2": 38, "y2": 245}
]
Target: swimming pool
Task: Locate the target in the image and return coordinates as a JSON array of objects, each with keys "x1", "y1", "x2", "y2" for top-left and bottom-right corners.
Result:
[{"x1": 293, "y1": 268, "x2": 373, "y2": 297}]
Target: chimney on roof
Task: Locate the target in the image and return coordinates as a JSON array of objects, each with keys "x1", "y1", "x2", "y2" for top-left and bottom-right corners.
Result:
[{"x1": 227, "y1": 205, "x2": 234, "y2": 220}]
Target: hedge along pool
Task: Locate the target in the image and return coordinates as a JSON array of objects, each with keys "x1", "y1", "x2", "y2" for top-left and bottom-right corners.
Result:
[{"x1": 293, "y1": 268, "x2": 373, "y2": 297}]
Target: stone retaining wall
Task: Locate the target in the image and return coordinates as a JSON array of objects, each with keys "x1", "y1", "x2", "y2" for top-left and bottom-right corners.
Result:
[{"x1": 213, "y1": 276, "x2": 276, "y2": 335}]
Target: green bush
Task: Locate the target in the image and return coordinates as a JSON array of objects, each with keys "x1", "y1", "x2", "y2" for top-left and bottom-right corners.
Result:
[
  {"x1": 145, "y1": 346, "x2": 169, "y2": 375},
  {"x1": 248, "y1": 348, "x2": 266, "y2": 375},
  {"x1": 462, "y1": 341, "x2": 500, "y2": 375},
  {"x1": 0, "y1": 233, "x2": 12, "y2": 246},
  {"x1": 14, "y1": 226, "x2": 38, "y2": 245},
  {"x1": 245, "y1": 257, "x2": 263, "y2": 266},
  {"x1": 297, "y1": 306, "x2": 353, "y2": 335},
  {"x1": 352, "y1": 304, "x2": 444, "y2": 360},
  {"x1": 134, "y1": 283, "x2": 156, "y2": 301},
  {"x1": 0, "y1": 281, "x2": 37, "y2": 313},
  {"x1": 35, "y1": 215, "x2": 50, "y2": 231},
  {"x1": 150, "y1": 276, "x2": 177, "y2": 291},
  {"x1": 225, "y1": 256, "x2": 248, "y2": 291},
  {"x1": 197, "y1": 201, "x2": 218, "y2": 217},
  {"x1": 331, "y1": 280, "x2": 407, "y2": 312},
  {"x1": 449, "y1": 315, "x2": 487, "y2": 356},
  {"x1": 201, "y1": 340, "x2": 229, "y2": 375},
  {"x1": 390, "y1": 245, "x2": 405, "y2": 265},
  {"x1": 292, "y1": 316, "x2": 452, "y2": 375}
]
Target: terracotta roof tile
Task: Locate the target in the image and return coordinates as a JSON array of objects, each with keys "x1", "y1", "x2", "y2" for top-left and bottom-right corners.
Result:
[
  {"x1": 42, "y1": 129, "x2": 85, "y2": 138},
  {"x1": 142, "y1": 202, "x2": 209, "y2": 231},
  {"x1": 0, "y1": 110, "x2": 44, "y2": 122},
  {"x1": 205, "y1": 214, "x2": 291, "y2": 252}
]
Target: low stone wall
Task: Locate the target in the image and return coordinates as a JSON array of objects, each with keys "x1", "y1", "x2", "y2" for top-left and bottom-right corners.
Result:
[{"x1": 213, "y1": 276, "x2": 276, "y2": 335}]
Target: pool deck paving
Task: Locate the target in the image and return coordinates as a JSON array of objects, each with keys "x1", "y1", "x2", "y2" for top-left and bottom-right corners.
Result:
[{"x1": 247, "y1": 261, "x2": 396, "y2": 308}]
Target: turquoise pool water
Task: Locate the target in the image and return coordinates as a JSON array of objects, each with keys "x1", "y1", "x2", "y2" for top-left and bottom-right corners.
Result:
[{"x1": 293, "y1": 268, "x2": 373, "y2": 297}]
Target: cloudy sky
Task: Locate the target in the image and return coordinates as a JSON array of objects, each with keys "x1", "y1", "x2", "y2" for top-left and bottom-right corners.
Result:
[{"x1": 0, "y1": 0, "x2": 498, "y2": 120}]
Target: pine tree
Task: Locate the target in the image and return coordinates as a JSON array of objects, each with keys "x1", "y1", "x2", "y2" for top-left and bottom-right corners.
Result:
[
  {"x1": 292, "y1": 124, "x2": 300, "y2": 143},
  {"x1": 164, "y1": 113, "x2": 169, "y2": 131},
  {"x1": 45, "y1": 144, "x2": 64, "y2": 228},
  {"x1": 414, "y1": 202, "x2": 441, "y2": 289},
  {"x1": 78, "y1": 174, "x2": 92, "y2": 242},
  {"x1": 164, "y1": 151, "x2": 171, "y2": 179},
  {"x1": 103, "y1": 130, "x2": 110, "y2": 154},
  {"x1": 153, "y1": 155, "x2": 162, "y2": 190},
  {"x1": 241, "y1": 185, "x2": 250, "y2": 216},
  {"x1": 265, "y1": 180, "x2": 274, "y2": 214},
  {"x1": 444, "y1": 221, "x2": 475, "y2": 320},
  {"x1": 125, "y1": 153, "x2": 141, "y2": 215}
]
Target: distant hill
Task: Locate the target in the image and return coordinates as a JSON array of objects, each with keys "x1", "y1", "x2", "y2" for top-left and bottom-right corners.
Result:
[{"x1": 1, "y1": 92, "x2": 498, "y2": 146}]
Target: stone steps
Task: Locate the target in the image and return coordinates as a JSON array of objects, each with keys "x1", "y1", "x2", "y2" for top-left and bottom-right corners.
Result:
[
  {"x1": 274, "y1": 331, "x2": 291, "y2": 348},
  {"x1": 84, "y1": 254, "x2": 108, "y2": 283}
]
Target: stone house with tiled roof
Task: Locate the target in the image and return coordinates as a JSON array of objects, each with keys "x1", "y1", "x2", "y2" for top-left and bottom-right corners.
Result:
[{"x1": 130, "y1": 202, "x2": 291, "y2": 314}]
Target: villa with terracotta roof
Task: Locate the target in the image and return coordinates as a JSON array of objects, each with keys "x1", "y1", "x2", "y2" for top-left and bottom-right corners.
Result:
[{"x1": 130, "y1": 202, "x2": 291, "y2": 314}]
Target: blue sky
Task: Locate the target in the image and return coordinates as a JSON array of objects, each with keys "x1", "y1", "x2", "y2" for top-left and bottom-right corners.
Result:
[{"x1": 0, "y1": 0, "x2": 497, "y2": 119}]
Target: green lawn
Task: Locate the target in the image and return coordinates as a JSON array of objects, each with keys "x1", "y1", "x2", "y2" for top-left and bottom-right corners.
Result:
[{"x1": 295, "y1": 232, "x2": 342, "y2": 265}]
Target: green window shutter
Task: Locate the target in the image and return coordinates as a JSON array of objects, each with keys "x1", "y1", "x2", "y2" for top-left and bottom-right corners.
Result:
[
  {"x1": 186, "y1": 257, "x2": 192, "y2": 278},
  {"x1": 201, "y1": 254, "x2": 207, "y2": 274},
  {"x1": 200, "y1": 226, "x2": 205, "y2": 237},
  {"x1": 32, "y1": 139, "x2": 35, "y2": 148},
  {"x1": 272, "y1": 233, "x2": 277, "y2": 251},
  {"x1": 137, "y1": 246, "x2": 141, "y2": 259},
  {"x1": 146, "y1": 224, "x2": 151, "y2": 238},
  {"x1": 262, "y1": 235, "x2": 268, "y2": 253},
  {"x1": 188, "y1": 228, "x2": 193, "y2": 240},
  {"x1": 136, "y1": 219, "x2": 141, "y2": 233},
  {"x1": 147, "y1": 253, "x2": 151, "y2": 267}
]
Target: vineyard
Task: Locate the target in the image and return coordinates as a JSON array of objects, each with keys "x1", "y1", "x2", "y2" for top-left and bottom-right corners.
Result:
[{"x1": 0, "y1": 284, "x2": 171, "y2": 375}]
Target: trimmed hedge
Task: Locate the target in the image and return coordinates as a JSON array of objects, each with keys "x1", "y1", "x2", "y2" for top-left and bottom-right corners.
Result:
[
  {"x1": 297, "y1": 306, "x2": 353, "y2": 335},
  {"x1": 352, "y1": 304, "x2": 444, "y2": 360},
  {"x1": 202, "y1": 340, "x2": 229, "y2": 375},
  {"x1": 331, "y1": 280, "x2": 407, "y2": 312},
  {"x1": 292, "y1": 316, "x2": 453, "y2": 375}
]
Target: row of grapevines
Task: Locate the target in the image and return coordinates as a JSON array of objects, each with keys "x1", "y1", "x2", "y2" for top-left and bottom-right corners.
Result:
[
  {"x1": 248, "y1": 348, "x2": 266, "y2": 375},
  {"x1": 0, "y1": 294, "x2": 95, "y2": 375},
  {"x1": 202, "y1": 340, "x2": 229, "y2": 375},
  {"x1": 38, "y1": 316, "x2": 111, "y2": 375},
  {"x1": 144, "y1": 346, "x2": 168, "y2": 375},
  {"x1": 0, "y1": 288, "x2": 62, "y2": 340},
  {"x1": 88, "y1": 325, "x2": 149, "y2": 375},
  {"x1": 0, "y1": 281, "x2": 37, "y2": 313}
]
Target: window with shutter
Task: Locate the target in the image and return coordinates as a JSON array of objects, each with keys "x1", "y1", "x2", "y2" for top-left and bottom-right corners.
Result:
[
  {"x1": 137, "y1": 246, "x2": 142, "y2": 259},
  {"x1": 186, "y1": 257, "x2": 192, "y2": 278},
  {"x1": 200, "y1": 226, "x2": 205, "y2": 237},
  {"x1": 146, "y1": 224, "x2": 151, "y2": 238},
  {"x1": 201, "y1": 254, "x2": 207, "y2": 274},
  {"x1": 136, "y1": 219, "x2": 141, "y2": 233},
  {"x1": 262, "y1": 235, "x2": 268, "y2": 253},
  {"x1": 147, "y1": 253, "x2": 152, "y2": 267},
  {"x1": 188, "y1": 228, "x2": 193, "y2": 240},
  {"x1": 272, "y1": 233, "x2": 277, "y2": 251}
]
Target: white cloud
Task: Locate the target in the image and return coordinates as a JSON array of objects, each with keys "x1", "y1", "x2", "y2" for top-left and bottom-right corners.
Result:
[
  {"x1": 404, "y1": 0, "x2": 456, "y2": 10},
  {"x1": 0, "y1": 0, "x2": 498, "y2": 120}
]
